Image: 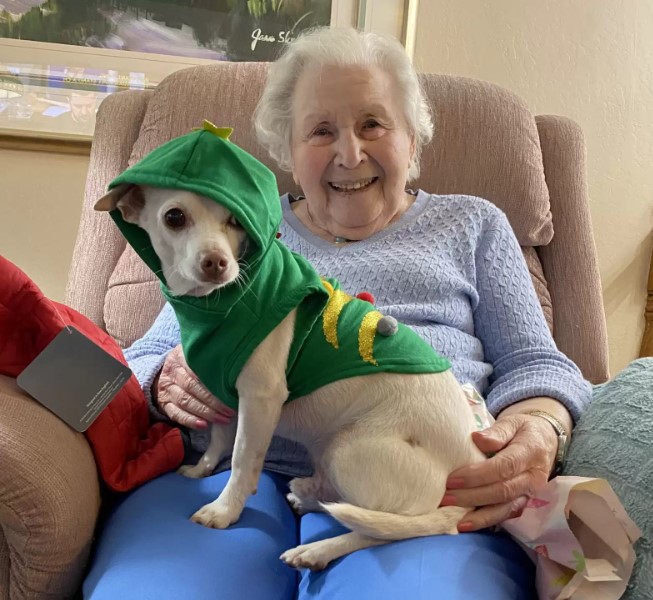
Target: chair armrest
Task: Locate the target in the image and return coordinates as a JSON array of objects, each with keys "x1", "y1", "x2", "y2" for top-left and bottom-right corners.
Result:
[
  {"x1": 65, "y1": 89, "x2": 152, "y2": 328},
  {"x1": 536, "y1": 114, "x2": 610, "y2": 383},
  {"x1": 0, "y1": 375, "x2": 101, "y2": 599}
]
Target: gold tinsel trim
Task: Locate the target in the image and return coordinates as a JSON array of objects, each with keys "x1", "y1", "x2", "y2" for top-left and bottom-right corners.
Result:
[
  {"x1": 321, "y1": 280, "x2": 352, "y2": 349},
  {"x1": 359, "y1": 310, "x2": 383, "y2": 365}
]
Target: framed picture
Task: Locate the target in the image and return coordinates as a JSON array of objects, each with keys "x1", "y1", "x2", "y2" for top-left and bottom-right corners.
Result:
[{"x1": 0, "y1": 0, "x2": 418, "y2": 151}]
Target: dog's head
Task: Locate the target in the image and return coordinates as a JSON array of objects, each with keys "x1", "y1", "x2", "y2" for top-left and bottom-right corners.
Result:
[{"x1": 95, "y1": 185, "x2": 248, "y2": 297}]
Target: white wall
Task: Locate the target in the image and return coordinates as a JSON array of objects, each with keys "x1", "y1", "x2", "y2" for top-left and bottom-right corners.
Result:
[{"x1": 413, "y1": 0, "x2": 653, "y2": 375}]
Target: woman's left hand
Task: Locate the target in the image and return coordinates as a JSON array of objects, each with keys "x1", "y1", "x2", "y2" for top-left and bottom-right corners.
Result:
[{"x1": 441, "y1": 413, "x2": 559, "y2": 532}]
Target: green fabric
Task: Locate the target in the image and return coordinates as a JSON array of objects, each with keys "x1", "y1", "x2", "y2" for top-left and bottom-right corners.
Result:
[
  {"x1": 107, "y1": 122, "x2": 451, "y2": 409},
  {"x1": 288, "y1": 278, "x2": 451, "y2": 400}
]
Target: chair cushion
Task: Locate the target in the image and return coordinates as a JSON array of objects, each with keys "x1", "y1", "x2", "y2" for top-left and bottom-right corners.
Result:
[
  {"x1": 418, "y1": 74, "x2": 553, "y2": 246},
  {"x1": 105, "y1": 249, "x2": 165, "y2": 349}
]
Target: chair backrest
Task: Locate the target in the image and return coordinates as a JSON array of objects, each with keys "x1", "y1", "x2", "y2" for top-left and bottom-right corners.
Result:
[{"x1": 66, "y1": 62, "x2": 609, "y2": 383}]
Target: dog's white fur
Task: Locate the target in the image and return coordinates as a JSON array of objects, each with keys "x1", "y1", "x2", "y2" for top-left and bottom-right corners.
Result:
[{"x1": 96, "y1": 186, "x2": 485, "y2": 570}]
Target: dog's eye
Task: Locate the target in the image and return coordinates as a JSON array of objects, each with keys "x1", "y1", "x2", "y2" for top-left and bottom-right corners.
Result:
[
  {"x1": 164, "y1": 208, "x2": 186, "y2": 229},
  {"x1": 228, "y1": 215, "x2": 242, "y2": 229}
]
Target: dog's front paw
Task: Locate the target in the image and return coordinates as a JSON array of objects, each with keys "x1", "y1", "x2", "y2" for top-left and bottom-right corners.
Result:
[
  {"x1": 280, "y1": 542, "x2": 331, "y2": 571},
  {"x1": 190, "y1": 501, "x2": 240, "y2": 529},
  {"x1": 177, "y1": 464, "x2": 212, "y2": 479}
]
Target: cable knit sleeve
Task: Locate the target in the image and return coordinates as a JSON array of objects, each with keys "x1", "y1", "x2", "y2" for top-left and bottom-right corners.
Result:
[
  {"x1": 123, "y1": 301, "x2": 181, "y2": 421},
  {"x1": 473, "y1": 209, "x2": 592, "y2": 422}
]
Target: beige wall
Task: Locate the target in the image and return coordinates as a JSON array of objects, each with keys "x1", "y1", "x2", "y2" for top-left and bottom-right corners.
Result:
[
  {"x1": 414, "y1": 0, "x2": 653, "y2": 375},
  {"x1": 0, "y1": 148, "x2": 88, "y2": 302}
]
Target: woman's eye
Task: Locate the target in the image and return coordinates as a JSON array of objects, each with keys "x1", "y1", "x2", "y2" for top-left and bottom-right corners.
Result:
[
  {"x1": 312, "y1": 127, "x2": 331, "y2": 137},
  {"x1": 164, "y1": 208, "x2": 186, "y2": 229}
]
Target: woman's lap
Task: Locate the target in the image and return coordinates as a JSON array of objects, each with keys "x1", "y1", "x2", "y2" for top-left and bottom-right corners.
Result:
[
  {"x1": 298, "y1": 513, "x2": 535, "y2": 600},
  {"x1": 83, "y1": 471, "x2": 299, "y2": 600},
  {"x1": 84, "y1": 471, "x2": 536, "y2": 600}
]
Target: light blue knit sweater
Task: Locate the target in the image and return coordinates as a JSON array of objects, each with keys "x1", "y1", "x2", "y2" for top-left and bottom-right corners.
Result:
[{"x1": 124, "y1": 190, "x2": 592, "y2": 476}]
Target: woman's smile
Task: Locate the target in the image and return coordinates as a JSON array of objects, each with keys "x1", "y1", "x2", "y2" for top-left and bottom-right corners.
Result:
[{"x1": 328, "y1": 177, "x2": 379, "y2": 193}]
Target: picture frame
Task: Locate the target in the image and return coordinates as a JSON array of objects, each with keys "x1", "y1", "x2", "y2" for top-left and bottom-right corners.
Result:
[{"x1": 0, "y1": 0, "x2": 418, "y2": 154}]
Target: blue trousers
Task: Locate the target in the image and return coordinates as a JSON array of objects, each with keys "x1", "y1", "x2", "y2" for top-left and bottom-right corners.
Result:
[{"x1": 84, "y1": 471, "x2": 536, "y2": 599}]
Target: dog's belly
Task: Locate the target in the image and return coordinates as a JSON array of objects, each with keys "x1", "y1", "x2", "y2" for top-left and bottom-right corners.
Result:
[{"x1": 276, "y1": 370, "x2": 484, "y2": 471}]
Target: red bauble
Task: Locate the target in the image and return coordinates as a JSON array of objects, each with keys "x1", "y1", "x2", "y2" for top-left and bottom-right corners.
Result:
[{"x1": 356, "y1": 291, "x2": 375, "y2": 304}]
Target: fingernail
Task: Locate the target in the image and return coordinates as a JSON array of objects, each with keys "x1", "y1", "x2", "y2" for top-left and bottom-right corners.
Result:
[
  {"x1": 446, "y1": 478, "x2": 465, "y2": 489},
  {"x1": 196, "y1": 419, "x2": 208, "y2": 429},
  {"x1": 509, "y1": 497, "x2": 529, "y2": 518},
  {"x1": 440, "y1": 495, "x2": 457, "y2": 507},
  {"x1": 457, "y1": 521, "x2": 475, "y2": 533}
]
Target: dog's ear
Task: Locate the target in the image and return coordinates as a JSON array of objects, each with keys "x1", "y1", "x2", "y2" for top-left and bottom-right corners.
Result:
[{"x1": 94, "y1": 185, "x2": 145, "y2": 224}]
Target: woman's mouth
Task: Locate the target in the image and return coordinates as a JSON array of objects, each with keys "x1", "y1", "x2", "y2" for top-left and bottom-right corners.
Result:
[{"x1": 328, "y1": 177, "x2": 378, "y2": 193}]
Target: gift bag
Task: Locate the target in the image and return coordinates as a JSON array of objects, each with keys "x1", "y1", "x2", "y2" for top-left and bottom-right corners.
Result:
[
  {"x1": 502, "y1": 477, "x2": 641, "y2": 600},
  {"x1": 461, "y1": 385, "x2": 641, "y2": 600}
]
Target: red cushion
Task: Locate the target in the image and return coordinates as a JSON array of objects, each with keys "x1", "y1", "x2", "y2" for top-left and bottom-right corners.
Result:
[{"x1": 0, "y1": 255, "x2": 184, "y2": 492}]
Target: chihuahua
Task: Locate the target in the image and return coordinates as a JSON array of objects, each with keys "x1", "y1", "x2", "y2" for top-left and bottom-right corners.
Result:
[{"x1": 96, "y1": 185, "x2": 485, "y2": 571}]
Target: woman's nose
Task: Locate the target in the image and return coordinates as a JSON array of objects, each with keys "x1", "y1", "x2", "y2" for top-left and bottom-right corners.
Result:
[{"x1": 335, "y1": 132, "x2": 365, "y2": 169}]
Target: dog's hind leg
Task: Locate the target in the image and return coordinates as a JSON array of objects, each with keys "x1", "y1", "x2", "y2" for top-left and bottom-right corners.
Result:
[
  {"x1": 280, "y1": 532, "x2": 386, "y2": 571},
  {"x1": 177, "y1": 420, "x2": 237, "y2": 479},
  {"x1": 287, "y1": 472, "x2": 337, "y2": 515},
  {"x1": 325, "y1": 433, "x2": 449, "y2": 520}
]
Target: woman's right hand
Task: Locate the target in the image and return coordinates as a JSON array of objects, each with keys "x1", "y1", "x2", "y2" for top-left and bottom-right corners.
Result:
[{"x1": 154, "y1": 344, "x2": 235, "y2": 429}]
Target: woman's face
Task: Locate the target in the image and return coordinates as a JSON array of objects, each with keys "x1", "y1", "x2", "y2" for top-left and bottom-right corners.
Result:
[{"x1": 290, "y1": 64, "x2": 415, "y2": 241}]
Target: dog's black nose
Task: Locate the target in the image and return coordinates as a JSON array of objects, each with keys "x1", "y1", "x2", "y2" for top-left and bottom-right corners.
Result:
[{"x1": 200, "y1": 252, "x2": 228, "y2": 280}]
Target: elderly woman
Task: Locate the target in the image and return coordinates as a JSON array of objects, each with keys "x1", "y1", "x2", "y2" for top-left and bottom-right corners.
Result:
[{"x1": 84, "y1": 27, "x2": 591, "y2": 599}]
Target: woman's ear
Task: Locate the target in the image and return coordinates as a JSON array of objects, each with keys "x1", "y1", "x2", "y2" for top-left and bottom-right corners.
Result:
[{"x1": 290, "y1": 162, "x2": 301, "y2": 187}]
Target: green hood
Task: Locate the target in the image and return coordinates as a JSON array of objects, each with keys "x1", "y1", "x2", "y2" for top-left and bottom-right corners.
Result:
[{"x1": 107, "y1": 121, "x2": 281, "y2": 283}]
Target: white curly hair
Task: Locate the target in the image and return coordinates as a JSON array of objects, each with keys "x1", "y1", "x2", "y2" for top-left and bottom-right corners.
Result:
[{"x1": 254, "y1": 27, "x2": 434, "y2": 182}]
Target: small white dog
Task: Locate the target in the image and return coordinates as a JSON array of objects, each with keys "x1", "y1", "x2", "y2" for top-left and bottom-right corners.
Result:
[{"x1": 97, "y1": 185, "x2": 485, "y2": 570}]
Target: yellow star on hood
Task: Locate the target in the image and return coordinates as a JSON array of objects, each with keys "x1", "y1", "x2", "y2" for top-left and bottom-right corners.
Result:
[{"x1": 194, "y1": 120, "x2": 233, "y2": 140}]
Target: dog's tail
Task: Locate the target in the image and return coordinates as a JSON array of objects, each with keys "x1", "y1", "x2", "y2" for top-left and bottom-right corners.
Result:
[{"x1": 321, "y1": 502, "x2": 467, "y2": 541}]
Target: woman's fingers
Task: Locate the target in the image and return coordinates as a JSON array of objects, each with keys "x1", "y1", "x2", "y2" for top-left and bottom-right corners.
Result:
[
  {"x1": 456, "y1": 495, "x2": 529, "y2": 532},
  {"x1": 176, "y1": 370, "x2": 236, "y2": 420},
  {"x1": 448, "y1": 416, "x2": 557, "y2": 490},
  {"x1": 447, "y1": 441, "x2": 531, "y2": 490},
  {"x1": 441, "y1": 469, "x2": 547, "y2": 508},
  {"x1": 469, "y1": 418, "x2": 519, "y2": 454},
  {"x1": 442, "y1": 415, "x2": 557, "y2": 529},
  {"x1": 160, "y1": 393, "x2": 209, "y2": 429},
  {"x1": 156, "y1": 344, "x2": 235, "y2": 427},
  {"x1": 159, "y1": 382, "x2": 228, "y2": 428}
]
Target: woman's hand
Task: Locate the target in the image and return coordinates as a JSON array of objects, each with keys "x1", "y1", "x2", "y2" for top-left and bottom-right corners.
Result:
[
  {"x1": 153, "y1": 344, "x2": 235, "y2": 429},
  {"x1": 441, "y1": 397, "x2": 571, "y2": 532}
]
